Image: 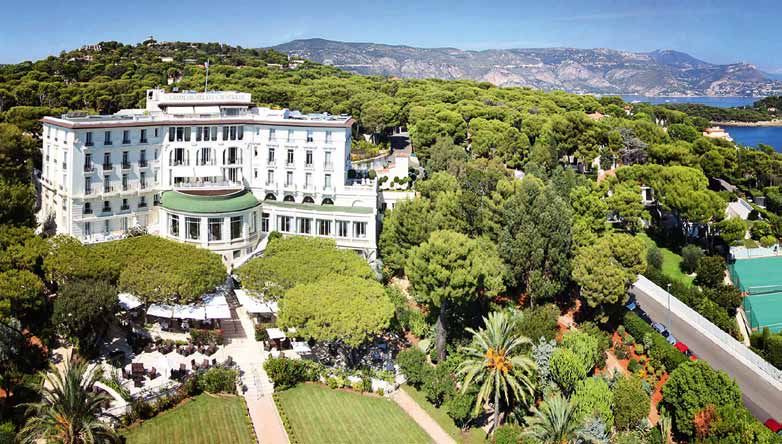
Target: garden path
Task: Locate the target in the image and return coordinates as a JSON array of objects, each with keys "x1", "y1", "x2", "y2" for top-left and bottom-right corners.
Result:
[
  {"x1": 230, "y1": 306, "x2": 289, "y2": 444},
  {"x1": 390, "y1": 388, "x2": 456, "y2": 444}
]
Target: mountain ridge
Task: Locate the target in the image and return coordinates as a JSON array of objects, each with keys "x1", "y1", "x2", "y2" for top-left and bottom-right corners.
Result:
[{"x1": 272, "y1": 38, "x2": 782, "y2": 97}]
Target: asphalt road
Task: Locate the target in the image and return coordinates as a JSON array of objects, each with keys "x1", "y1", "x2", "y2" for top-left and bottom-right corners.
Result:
[{"x1": 630, "y1": 286, "x2": 782, "y2": 422}]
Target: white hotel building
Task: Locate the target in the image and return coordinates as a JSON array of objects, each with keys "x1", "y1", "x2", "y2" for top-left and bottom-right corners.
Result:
[{"x1": 40, "y1": 89, "x2": 379, "y2": 266}]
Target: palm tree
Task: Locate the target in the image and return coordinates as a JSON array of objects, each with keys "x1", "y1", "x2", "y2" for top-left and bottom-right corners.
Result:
[
  {"x1": 457, "y1": 310, "x2": 536, "y2": 433},
  {"x1": 523, "y1": 394, "x2": 587, "y2": 444},
  {"x1": 20, "y1": 359, "x2": 119, "y2": 444}
]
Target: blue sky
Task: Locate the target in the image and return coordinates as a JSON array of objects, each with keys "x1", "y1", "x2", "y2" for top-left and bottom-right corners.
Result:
[{"x1": 2, "y1": 0, "x2": 780, "y2": 71}]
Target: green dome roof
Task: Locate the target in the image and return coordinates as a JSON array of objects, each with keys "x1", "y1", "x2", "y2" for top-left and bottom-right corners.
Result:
[{"x1": 161, "y1": 189, "x2": 260, "y2": 214}]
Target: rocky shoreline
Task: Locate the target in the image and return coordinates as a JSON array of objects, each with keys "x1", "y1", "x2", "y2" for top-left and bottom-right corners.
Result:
[{"x1": 717, "y1": 120, "x2": 782, "y2": 127}]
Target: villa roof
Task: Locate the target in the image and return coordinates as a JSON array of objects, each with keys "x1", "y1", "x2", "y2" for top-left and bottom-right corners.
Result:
[
  {"x1": 262, "y1": 200, "x2": 374, "y2": 215},
  {"x1": 161, "y1": 189, "x2": 260, "y2": 214}
]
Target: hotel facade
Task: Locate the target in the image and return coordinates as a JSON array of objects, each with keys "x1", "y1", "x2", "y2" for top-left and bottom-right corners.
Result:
[{"x1": 40, "y1": 89, "x2": 379, "y2": 266}]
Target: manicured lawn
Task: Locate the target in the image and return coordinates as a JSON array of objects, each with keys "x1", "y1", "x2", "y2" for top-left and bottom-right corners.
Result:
[
  {"x1": 122, "y1": 394, "x2": 254, "y2": 444},
  {"x1": 275, "y1": 383, "x2": 431, "y2": 444},
  {"x1": 637, "y1": 233, "x2": 694, "y2": 286},
  {"x1": 401, "y1": 384, "x2": 488, "y2": 444}
]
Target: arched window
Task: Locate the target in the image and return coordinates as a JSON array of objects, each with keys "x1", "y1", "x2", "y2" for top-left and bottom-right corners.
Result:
[
  {"x1": 283, "y1": 195, "x2": 295, "y2": 202},
  {"x1": 321, "y1": 198, "x2": 334, "y2": 205},
  {"x1": 302, "y1": 196, "x2": 315, "y2": 204},
  {"x1": 264, "y1": 193, "x2": 276, "y2": 201}
]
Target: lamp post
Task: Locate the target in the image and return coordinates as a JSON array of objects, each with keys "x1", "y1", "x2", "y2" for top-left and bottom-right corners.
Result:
[{"x1": 666, "y1": 282, "x2": 672, "y2": 330}]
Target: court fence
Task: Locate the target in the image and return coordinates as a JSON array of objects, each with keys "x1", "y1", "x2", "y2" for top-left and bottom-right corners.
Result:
[{"x1": 631, "y1": 275, "x2": 782, "y2": 388}]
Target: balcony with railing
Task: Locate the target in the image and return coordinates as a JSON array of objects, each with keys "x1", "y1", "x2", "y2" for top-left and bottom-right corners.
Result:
[
  {"x1": 100, "y1": 206, "x2": 112, "y2": 215},
  {"x1": 173, "y1": 180, "x2": 242, "y2": 192},
  {"x1": 103, "y1": 185, "x2": 114, "y2": 194},
  {"x1": 102, "y1": 163, "x2": 113, "y2": 171},
  {"x1": 121, "y1": 162, "x2": 132, "y2": 170},
  {"x1": 139, "y1": 160, "x2": 149, "y2": 168},
  {"x1": 83, "y1": 207, "x2": 93, "y2": 215},
  {"x1": 84, "y1": 164, "x2": 95, "y2": 173},
  {"x1": 120, "y1": 204, "x2": 130, "y2": 212}
]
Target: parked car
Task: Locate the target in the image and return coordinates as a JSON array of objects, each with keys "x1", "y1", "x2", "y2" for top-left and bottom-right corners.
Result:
[
  {"x1": 764, "y1": 418, "x2": 782, "y2": 434},
  {"x1": 666, "y1": 334, "x2": 678, "y2": 345},
  {"x1": 652, "y1": 322, "x2": 668, "y2": 336},
  {"x1": 674, "y1": 341, "x2": 698, "y2": 361}
]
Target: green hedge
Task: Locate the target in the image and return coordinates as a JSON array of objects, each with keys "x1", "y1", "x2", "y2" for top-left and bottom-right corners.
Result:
[{"x1": 622, "y1": 311, "x2": 686, "y2": 372}]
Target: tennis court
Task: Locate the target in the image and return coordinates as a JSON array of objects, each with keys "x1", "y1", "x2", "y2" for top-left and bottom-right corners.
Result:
[{"x1": 730, "y1": 256, "x2": 782, "y2": 333}]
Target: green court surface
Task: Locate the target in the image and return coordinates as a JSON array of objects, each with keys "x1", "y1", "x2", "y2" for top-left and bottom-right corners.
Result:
[{"x1": 731, "y1": 256, "x2": 782, "y2": 333}]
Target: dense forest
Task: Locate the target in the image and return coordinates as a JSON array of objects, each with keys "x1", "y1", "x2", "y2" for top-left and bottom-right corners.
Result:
[{"x1": 3, "y1": 40, "x2": 782, "y2": 443}]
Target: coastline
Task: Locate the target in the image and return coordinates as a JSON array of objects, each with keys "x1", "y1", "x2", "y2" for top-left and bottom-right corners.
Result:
[{"x1": 717, "y1": 120, "x2": 782, "y2": 127}]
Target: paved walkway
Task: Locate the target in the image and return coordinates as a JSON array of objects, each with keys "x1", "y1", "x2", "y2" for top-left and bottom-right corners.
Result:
[
  {"x1": 230, "y1": 307, "x2": 288, "y2": 444},
  {"x1": 390, "y1": 389, "x2": 456, "y2": 444}
]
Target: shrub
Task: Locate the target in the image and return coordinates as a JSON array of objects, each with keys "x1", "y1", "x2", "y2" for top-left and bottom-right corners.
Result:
[
  {"x1": 264, "y1": 358, "x2": 308, "y2": 390},
  {"x1": 681, "y1": 244, "x2": 704, "y2": 274},
  {"x1": 423, "y1": 364, "x2": 455, "y2": 407},
  {"x1": 198, "y1": 367, "x2": 237, "y2": 394},
  {"x1": 704, "y1": 284, "x2": 742, "y2": 313},
  {"x1": 647, "y1": 245, "x2": 663, "y2": 271},
  {"x1": 396, "y1": 348, "x2": 429, "y2": 387},
  {"x1": 550, "y1": 348, "x2": 586, "y2": 395},
  {"x1": 190, "y1": 328, "x2": 224, "y2": 346},
  {"x1": 760, "y1": 235, "x2": 777, "y2": 247},
  {"x1": 516, "y1": 304, "x2": 560, "y2": 342},
  {"x1": 572, "y1": 377, "x2": 614, "y2": 427},
  {"x1": 613, "y1": 376, "x2": 650, "y2": 430},
  {"x1": 351, "y1": 380, "x2": 364, "y2": 392},
  {"x1": 254, "y1": 323, "x2": 271, "y2": 342},
  {"x1": 627, "y1": 359, "x2": 641, "y2": 373},
  {"x1": 562, "y1": 331, "x2": 600, "y2": 373},
  {"x1": 444, "y1": 391, "x2": 474, "y2": 428},
  {"x1": 493, "y1": 424, "x2": 525, "y2": 444},
  {"x1": 694, "y1": 256, "x2": 725, "y2": 288}
]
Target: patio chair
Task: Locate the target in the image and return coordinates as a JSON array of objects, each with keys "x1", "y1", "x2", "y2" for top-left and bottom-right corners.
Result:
[
  {"x1": 133, "y1": 378, "x2": 144, "y2": 388},
  {"x1": 223, "y1": 356, "x2": 234, "y2": 367},
  {"x1": 131, "y1": 363, "x2": 145, "y2": 376},
  {"x1": 202, "y1": 359, "x2": 210, "y2": 369},
  {"x1": 206, "y1": 344, "x2": 217, "y2": 356},
  {"x1": 148, "y1": 367, "x2": 157, "y2": 379},
  {"x1": 211, "y1": 358, "x2": 218, "y2": 366}
]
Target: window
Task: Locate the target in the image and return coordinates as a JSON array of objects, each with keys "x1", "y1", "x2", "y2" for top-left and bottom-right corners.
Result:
[
  {"x1": 104, "y1": 131, "x2": 112, "y2": 145},
  {"x1": 121, "y1": 217, "x2": 129, "y2": 232},
  {"x1": 196, "y1": 127, "x2": 202, "y2": 141},
  {"x1": 140, "y1": 150, "x2": 147, "y2": 167},
  {"x1": 238, "y1": 126, "x2": 244, "y2": 140},
  {"x1": 305, "y1": 172, "x2": 312, "y2": 189},
  {"x1": 254, "y1": 168, "x2": 258, "y2": 179},
  {"x1": 169, "y1": 127, "x2": 175, "y2": 142},
  {"x1": 103, "y1": 152, "x2": 111, "y2": 169},
  {"x1": 324, "y1": 151, "x2": 332, "y2": 169},
  {"x1": 122, "y1": 151, "x2": 129, "y2": 169},
  {"x1": 278, "y1": 215, "x2": 292, "y2": 232},
  {"x1": 324, "y1": 174, "x2": 332, "y2": 189},
  {"x1": 102, "y1": 200, "x2": 111, "y2": 213},
  {"x1": 354, "y1": 222, "x2": 367, "y2": 238},
  {"x1": 84, "y1": 222, "x2": 91, "y2": 236},
  {"x1": 176, "y1": 127, "x2": 184, "y2": 142},
  {"x1": 268, "y1": 148, "x2": 275, "y2": 163},
  {"x1": 104, "y1": 219, "x2": 110, "y2": 234},
  {"x1": 250, "y1": 212, "x2": 257, "y2": 234},
  {"x1": 233, "y1": 250, "x2": 241, "y2": 259},
  {"x1": 229, "y1": 126, "x2": 237, "y2": 140},
  {"x1": 154, "y1": 128, "x2": 159, "y2": 138},
  {"x1": 325, "y1": 131, "x2": 332, "y2": 144},
  {"x1": 261, "y1": 213, "x2": 270, "y2": 232},
  {"x1": 140, "y1": 172, "x2": 146, "y2": 189},
  {"x1": 83, "y1": 202, "x2": 92, "y2": 215},
  {"x1": 286, "y1": 149, "x2": 294, "y2": 165},
  {"x1": 140, "y1": 129, "x2": 148, "y2": 143},
  {"x1": 85, "y1": 153, "x2": 92, "y2": 171},
  {"x1": 139, "y1": 196, "x2": 147, "y2": 207},
  {"x1": 222, "y1": 126, "x2": 229, "y2": 141},
  {"x1": 231, "y1": 216, "x2": 243, "y2": 239},
  {"x1": 306, "y1": 130, "x2": 314, "y2": 143},
  {"x1": 305, "y1": 150, "x2": 313, "y2": 166},
  {"x1": 266, "y1": 170, "x2": 275, "y2": 185},
  {"x1": 208, "y1": 218, "x2": 222, "y2": 241},
  {"x1": 85, "y1": 177, "x2": 92, "y2": 195},
  {"x1": 185, "y1": 217, "x2": 200, "y2": 240},
  {"x1": 103, "y1": 175, "x2": 111, "y2": 192},
  {"x1": 121, "y1": 198, "x2": 129, "y2": 211},
  {"x1": 122, "y1": 174, "x2": 128, "y2": 191},
  {"x1": 317, "y1": 219, "x2": 332, "y2": 236},
  {"x1": 269, "y1": 129, "x2": 276, "y2": 141},
  {"x1": 184, "y1": 127, "x2": 191, "y2": 142},
  {"x1": 85, "y1": 132, "x2": 93, "y2": 146},
  {"x1": 287, "y1": 129, "x2": 294, "y2": 142},
  {"x1": 297, "y1": 218, "x2": 311, "y2": 234},
  {"x1": 210, "y1": 127, "x2": 217, "y2": 141},
  {"x1": 199, "y1": 147, "x2": 212, "y2": 165},
  {"x1": 286, "y1": 171, "x2": 294, "y2": 186},
  {"x1": 169, "y1": 214, "x2": 180, "y2": 237},
  {"x1": 336, "y1": 220, "x2": 349, "y2": 238},
  {"x1": 122, "y1": 130, "x2": 130, "y2": 144}
]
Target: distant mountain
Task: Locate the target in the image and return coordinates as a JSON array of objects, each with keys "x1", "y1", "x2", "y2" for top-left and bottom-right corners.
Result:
[{"x1": 273, "y1": 39, "x2": 782, "y2": 97}]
